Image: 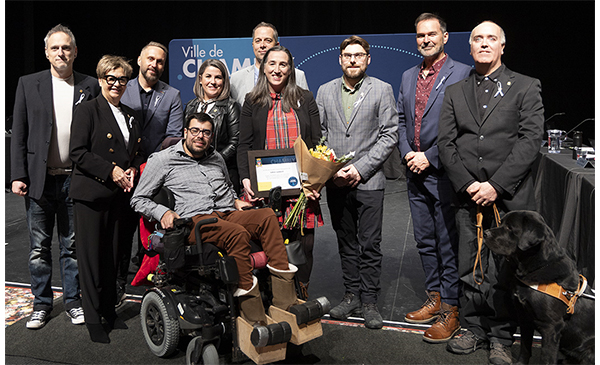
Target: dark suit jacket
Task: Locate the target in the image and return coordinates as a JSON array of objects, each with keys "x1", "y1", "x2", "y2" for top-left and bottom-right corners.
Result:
[
  {"x1": 438, "y1": 65, "x2": 544, "y2": 210},
  {"x1": 120, "y1": 77, "x2": 183, "y2": 155},
  {"x1": 69, "y1": 95, "x2": 144, "y2": 202},
  {"x1": 10, "y1": 70, "x2": 100, "y2": 200},
  {"x1": 397, "y1": 56, "x2": 472, "y2": 176},
  {"x1": 236, "y1": 89, "x2": 321, "y2": 181}
]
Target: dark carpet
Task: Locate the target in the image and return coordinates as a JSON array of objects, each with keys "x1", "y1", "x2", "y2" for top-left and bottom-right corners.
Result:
[{"x1": 5, "y1": 178, "x2": 541, "y2": 364}]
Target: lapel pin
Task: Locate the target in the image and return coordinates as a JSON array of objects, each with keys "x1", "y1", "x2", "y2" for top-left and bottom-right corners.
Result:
[
  {"x1": 435, "y1": 76, "x2": 447, "y2": 90},
  {"x1": 507, "y1": 81, "x2": 512, "y2": 86},
  {"x1": 494, "y1": 81, "x2": 504, "y2": 98},
  {"x1": 75, "y1": 93, "x2": 85, "y2": 106}
]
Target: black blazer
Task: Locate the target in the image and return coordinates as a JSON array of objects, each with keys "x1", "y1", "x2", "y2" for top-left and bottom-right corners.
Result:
[
  {"x1": 237, "y1": 89, "x2": 321, "y2": 181},
  {"x1": 10, "y1": 70, "x2": 100, "y2": 200},
  {"x1": 438, "y1": 66, "x2": 544, "y2": 210},
  {"x1": 69, "y1": 94, "x2": 144, "y2": 202}
]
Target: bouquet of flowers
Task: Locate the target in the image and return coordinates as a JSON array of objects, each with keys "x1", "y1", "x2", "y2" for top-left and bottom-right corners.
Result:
[{"x1": 283, "y1": 137, "x2": 354, "y2": 230}]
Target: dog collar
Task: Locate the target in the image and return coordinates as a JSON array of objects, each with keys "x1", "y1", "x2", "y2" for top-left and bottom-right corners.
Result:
[{"x1": 518, "y1": 275, "x2": 587, "y2": 314}]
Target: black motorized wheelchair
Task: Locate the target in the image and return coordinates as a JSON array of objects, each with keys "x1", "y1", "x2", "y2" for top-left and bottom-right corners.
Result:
[{"x1": 137, "y1": 186, "x2": 330, "y2": 365}]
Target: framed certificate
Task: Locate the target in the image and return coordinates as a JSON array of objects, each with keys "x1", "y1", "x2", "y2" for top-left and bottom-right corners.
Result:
[{"x1": 248, "y1": 148, "x2": 301, "y2": 197}]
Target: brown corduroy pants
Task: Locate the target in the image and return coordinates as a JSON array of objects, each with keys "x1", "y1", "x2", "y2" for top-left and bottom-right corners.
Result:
[{"x1": 188, "y1": 208, "x2": 289, "y2": 290}]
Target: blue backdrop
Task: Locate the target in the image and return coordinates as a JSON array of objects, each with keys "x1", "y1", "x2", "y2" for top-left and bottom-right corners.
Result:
[{"x1": 169, "y1": 32, "x2": 472, "y2": 105}]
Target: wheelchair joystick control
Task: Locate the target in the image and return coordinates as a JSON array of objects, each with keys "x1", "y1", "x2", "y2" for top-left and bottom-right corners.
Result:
[
  {"x1": 250, "y1": 322, "x2": 292, "y2": 347},
  {"x1": 288, "y1": 297, "x2": 331, "y2": 325}
]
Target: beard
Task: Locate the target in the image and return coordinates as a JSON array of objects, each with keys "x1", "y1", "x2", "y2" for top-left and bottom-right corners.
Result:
[
  {"x1": 142, "y1": 66, "x2": 161, "y2": 83},
  {"x1": 184, "y1": 137, "x2": 209, "y2": 158},
  {"x1": 342, "y1": 65, "x2": 366, "y2": 81},
  {"x1": 418, "y1": 43, "x2": 444, "y2": 58}
]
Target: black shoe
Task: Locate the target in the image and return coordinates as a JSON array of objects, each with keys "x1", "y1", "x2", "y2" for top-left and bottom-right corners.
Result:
[
  {"x1": 106, "y1": 312, "x2": 128, "y2": 330},
  {"x1": 446, "y1": 329, "x2": 487, "y2": 354},
  {"x1": 86, "y1": 323, "x2": 110, "y2": 343},
  {"x1": 489, "y1": 342, "x2": 512, "y2": 364},
  {"x1": 26, "y1": 310, "x2": 48, "y2": 329},
  {"x1": 329, "y1": 292, "x2": 362, "y2": 320},
  {"x1": 362, "y1": 303, "x2": 383, "y2": 329}
]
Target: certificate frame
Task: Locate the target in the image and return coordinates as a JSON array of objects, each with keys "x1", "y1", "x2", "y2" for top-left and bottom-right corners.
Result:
[{"x1": 247, "y1": 148, "x2": 301, "y2": 198}]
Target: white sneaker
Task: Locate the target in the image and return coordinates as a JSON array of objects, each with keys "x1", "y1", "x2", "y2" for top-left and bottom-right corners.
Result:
[
  {"x1": 66, "y1": 307, "x2": 85, "y2": 325},
  {"x1": 26, "y1": 310, "x2": 48, "y2": 329}
]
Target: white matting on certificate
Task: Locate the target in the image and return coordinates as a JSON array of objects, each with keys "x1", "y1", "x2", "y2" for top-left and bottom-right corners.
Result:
[{"x1": 248, "y1": 149, "x2": 301, "y2": 197}]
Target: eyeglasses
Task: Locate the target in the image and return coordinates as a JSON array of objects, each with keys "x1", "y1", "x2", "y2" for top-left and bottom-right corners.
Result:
[
  {"x1": 104, "y1": 75, "x2": 129, "y2": 86},
  {"x1": 187, "y1": 127, "x2": 213, "y2": 138},
  {"x1": 341, "y1": 52, "x2": 368, "y2": 61}
]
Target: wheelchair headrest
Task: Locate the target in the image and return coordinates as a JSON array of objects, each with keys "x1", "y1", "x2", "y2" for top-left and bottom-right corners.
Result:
[
  {"x1": 153, "y1": 186, "x2": 176, "y2": 210},
  {"x1": 161, "y1": 137, "x2": 183, "y2": 150}
]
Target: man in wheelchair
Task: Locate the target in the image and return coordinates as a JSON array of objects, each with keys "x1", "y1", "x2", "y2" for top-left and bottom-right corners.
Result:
[{"x1": 131, "y1": 112, "x2": 299, "y2": 328}]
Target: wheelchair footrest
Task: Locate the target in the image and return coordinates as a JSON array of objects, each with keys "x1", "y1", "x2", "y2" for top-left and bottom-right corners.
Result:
[
  {"x1": 236, "y1": 316, "x2": 287, "y2": 365},
  {"x1": 268, "y1": 301, "x2": 324, "y2": 345},
  {"x1": 288, "y1": 297, "x2": 330, "y2": 325}
]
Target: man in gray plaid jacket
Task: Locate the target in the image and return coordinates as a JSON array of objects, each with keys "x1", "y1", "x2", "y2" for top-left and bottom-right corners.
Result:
[{"x1": 316, "y1": 35, "x2": 398, "y2": 329}]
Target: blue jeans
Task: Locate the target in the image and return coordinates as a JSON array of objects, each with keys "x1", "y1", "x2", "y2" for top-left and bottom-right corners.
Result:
[{"x1": 25, "y1": 174, "x2": 81, "y2": 311}]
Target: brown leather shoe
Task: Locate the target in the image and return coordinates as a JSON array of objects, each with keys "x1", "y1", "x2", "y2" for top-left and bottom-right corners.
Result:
[
  {"x1": 405, "y1": 291, "x2": 441, "y2": 323},
  {"x1": 423, "y1": 302, "x2": 460, "y2": 343}
]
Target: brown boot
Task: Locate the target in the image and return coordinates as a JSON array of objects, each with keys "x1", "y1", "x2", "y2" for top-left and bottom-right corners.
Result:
[
  {"x1": 405, "y1": 291, "x2": 441, "y2": 323},
  {"x1": 234, "y1": 276, "x2": 267, "y2": 325},
  {"x1": 268, "y1": 264, "x2": 298, "y2": 311},
  {"x1": 423, "y1": 302, "x2": 460, "y2": 343}
]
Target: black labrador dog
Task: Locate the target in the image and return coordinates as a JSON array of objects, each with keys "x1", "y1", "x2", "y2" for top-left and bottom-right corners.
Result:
[{"x1": 484, "y1": 210, "x2": 594, "y2": 364}]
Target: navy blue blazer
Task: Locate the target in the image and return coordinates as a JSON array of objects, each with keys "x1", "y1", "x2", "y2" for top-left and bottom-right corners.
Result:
[
  {"x1": 10, "y1": 70, "x2": 100, "y2": 200},
  {"x1": 120, "y1": 77, "x2": 184, "y2": 155},
  {"x1": 397, "y1": 56, "x2": 472, "y2": 176}
]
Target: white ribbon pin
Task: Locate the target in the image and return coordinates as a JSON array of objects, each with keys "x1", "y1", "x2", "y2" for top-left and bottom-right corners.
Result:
[
  {"x1": 75, "y1": 93, "x2": 85, "y2": 105},
  {"x1": 435, "y1": 76, "x2": 447, "y2": 90},
  {"x1": 154, "y1": 95, "x2": 161, "y2": 107},
  {"x1": 354, "y1": 92, "x2": 365, "y2": 108},
  {"x1": 494, "y1": 81, "x2": 504, "y2": 98}
]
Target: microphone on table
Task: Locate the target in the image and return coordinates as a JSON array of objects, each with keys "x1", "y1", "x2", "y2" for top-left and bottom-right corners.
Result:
[
  {"x1": 563, "y1": 118, "x2": 594, "y2": 149},
  {"x1": 564, "y1": 118, "x2": 594, "y2": 137}
]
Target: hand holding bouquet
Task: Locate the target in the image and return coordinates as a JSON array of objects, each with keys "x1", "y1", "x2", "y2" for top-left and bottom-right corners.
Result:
[{"x1": 283, "y1": 137, "x2": 354, "y2": 230}]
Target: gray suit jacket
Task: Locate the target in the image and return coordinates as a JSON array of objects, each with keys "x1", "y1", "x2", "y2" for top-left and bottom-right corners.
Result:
[
  {"x1": 230, "y1": 64, "x2": 309, "y2": 107},
  {"x1": 120, "y1": 77, "x2": 184, "y2": 155},
  {"x1": 316, "y1": 75, "x2": 398, "y2": 191},
  {"x1": 438, "y1": 65, "x2": 544, "y2": 210},
  {"x1": 10, "y1": 70, "x2": 100, "y2": 200}
]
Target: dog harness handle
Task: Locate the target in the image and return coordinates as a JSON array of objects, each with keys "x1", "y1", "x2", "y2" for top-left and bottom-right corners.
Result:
[
  {"x1": 519, "y1": 274, "x2": 588, "y2": 314},
  {"x1": 473, "y1": 204, "x2": 501, "y2": 285}
]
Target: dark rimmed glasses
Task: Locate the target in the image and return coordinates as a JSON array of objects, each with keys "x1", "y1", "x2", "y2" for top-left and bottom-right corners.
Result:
[
  {"x1": 341, "y1": 52, "x2": 368, "y2": 61},
  {"x1": 104, "y1": 75, "x2": 129, "y2": 86},
  {"x1": 187, "y1": 127, "x2": 213, "y2": 138}
]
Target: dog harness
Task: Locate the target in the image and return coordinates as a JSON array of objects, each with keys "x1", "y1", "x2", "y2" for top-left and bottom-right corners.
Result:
[{"x1": 518, "y1": 275, "x2": 588, "y2": 314}]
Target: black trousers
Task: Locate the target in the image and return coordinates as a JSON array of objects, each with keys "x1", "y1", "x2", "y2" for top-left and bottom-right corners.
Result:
[
  {"x1": 326, "y1": 185, "x2": 384, "y2": 304},
  {"x1": 455, "y1": 205, "x2": 517, "y2": 346},
  {"x1": 73, "y1": 192, "x2": 137, "y2": 325}
]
